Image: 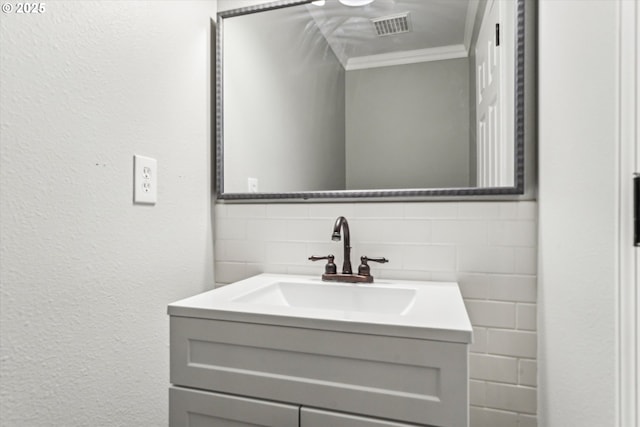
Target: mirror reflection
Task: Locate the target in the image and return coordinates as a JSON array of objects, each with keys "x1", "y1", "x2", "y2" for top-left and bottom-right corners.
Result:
[{"x1": 219, "y1": 0, "x2": 520, "y2": 196}]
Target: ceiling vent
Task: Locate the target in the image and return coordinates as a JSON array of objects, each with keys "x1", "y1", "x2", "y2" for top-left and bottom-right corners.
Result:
[{"x1": 371, "y1": 12, "x2": 411, "y2": 37}]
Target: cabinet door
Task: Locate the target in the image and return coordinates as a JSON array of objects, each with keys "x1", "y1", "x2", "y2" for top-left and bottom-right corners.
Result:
[
  {"x1": 171, "y1": 316, "x2": 467, "y2": 426},
  {"x1": 300, "y1": 408, "x2": 430, "y2": 427},
  {"x1": 169, "y1": 386, "x2": 299, "y2": 427}
]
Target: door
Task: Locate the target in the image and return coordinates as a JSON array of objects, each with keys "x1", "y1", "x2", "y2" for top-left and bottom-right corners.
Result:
[
  {"x1": 169, "y1": 387, "x2": 299, "y2": 427},
  {"x1": 620, "y1": 0, "x2": 639, "y2": 425},
  {"x1": 475, "y1": 0, "x2": 514, "y2": 187}
]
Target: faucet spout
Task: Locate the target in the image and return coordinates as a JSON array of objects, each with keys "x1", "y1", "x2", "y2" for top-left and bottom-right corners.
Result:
[{"x1": 332, "y1": 216, "x2": 352, "y2": 274}]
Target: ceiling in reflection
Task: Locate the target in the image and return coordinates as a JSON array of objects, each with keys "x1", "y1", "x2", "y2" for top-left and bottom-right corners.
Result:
[{"x1": 306, "y1": 0, "x2": 477, "y2": 69}]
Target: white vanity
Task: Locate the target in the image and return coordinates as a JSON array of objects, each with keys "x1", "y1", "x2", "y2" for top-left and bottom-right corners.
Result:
[{"x1": 168, "y1": 274, "x2": 473, "y2": 427}]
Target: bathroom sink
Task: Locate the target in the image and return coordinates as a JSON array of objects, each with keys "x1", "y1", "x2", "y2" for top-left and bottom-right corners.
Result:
[
  {"x1": 169, "y1": 273, "x2": 473, "y2": 426},
  {"x1": 168, "y1": 273, "x2": 472, "y2": 343},
  {"x1": 231, "y1": 281, "x2": 416, "y2": 314}
]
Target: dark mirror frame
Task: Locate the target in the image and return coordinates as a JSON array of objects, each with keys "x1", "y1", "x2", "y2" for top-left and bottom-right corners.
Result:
[{"x1": 215, "y1": 0, "x2": 528, "y2": 202}]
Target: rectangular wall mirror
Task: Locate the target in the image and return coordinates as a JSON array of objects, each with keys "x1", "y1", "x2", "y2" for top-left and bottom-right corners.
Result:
[{"x1": 216, "y1": 0, "x2": 527, "y2": 201}]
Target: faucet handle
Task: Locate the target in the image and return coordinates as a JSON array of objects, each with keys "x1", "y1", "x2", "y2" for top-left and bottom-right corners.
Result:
[
  {"x1": 358, "y1": 256, "x2": 389, "y2": 276},
  {"x1": 308, "y1": 254, "x2": 337, "y2": 275}
]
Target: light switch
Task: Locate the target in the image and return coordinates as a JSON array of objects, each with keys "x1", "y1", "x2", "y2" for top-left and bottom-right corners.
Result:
[{"x1": 134, "y1": 155, "x2": 157, "y2": 204}]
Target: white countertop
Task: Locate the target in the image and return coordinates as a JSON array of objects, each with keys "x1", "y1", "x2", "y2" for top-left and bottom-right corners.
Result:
[{"x1": 168, "y1": 273, "x2": 473, "y2": 343}]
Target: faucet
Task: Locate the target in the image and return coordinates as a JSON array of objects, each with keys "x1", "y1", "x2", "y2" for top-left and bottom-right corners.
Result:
[
  {"x1": 308, "y1": 216, "x2": 388, "y2": 283},
  {"x1": 332, "y1": 216, "x2": 353, "y2": 274}
]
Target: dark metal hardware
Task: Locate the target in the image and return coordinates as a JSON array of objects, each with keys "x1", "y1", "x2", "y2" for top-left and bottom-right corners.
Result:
[
  {"x1": 496, "y1": 23, "x2": 500, "y2": 46},
  {"x1": 331, "y1": 216, "x2": 352, "y2": 274},
  {"x1": 308, "y1": 255, "x2": 337, "y2": 275},
  {"x1": 321, "y1": 273, "x2": 374, "y2": 284},
  {"x1": 358, "y1": 256, "x2": 390, "y2": 276},
  {"x1": 635, "y1": 174, "x2": 639, "y2": 246},
  {"x1": 308, "y1": 216, "x2": 391, "y2": 283}
]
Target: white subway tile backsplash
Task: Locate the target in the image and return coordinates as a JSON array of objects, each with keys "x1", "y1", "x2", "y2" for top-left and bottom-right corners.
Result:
[
  {"x1": 353, "y1": 203, "x2": 405, "y2": 218},
  {"x1": 308, "y1": 203, "x2": 356, "y2": 219},
  {"x1": 215, "y1": 218, "x2": 247, "y2": 240},
  {"x1": 306, "y1": 241, "x2": 339, "y2": 257},
  {"x1": 469, "y1": 353, "x2": 518, "y2": 383},
  {"x1": 488, "y1": 221, "x2": 537, "y2": 247},
  {"x1": 215, "y1": 240, "x2": 265, "y2": 263},
  {"x1": 515, "y1": 247, "x2": 538, "y2": 275},
  {"x1": 457, "y1": 274, "x2": 489, "y2": 299},
  {"x1": 214, "y1": 261, "x2": 246, "y2": 284},
  {"x1": 432, "y1": 220, "x2": 488, "y2": 245},
  {"x1": 470, "y1": 407, "x2": 520, "y2": 427},
  {"x1": 214, "y1": 203, "x2": 227, "y2": 218},
  {"x1": 487, "y1": 275, "x2": 537, "y2": 303},
  {"x1": 266, "y1": 204, "x2": 309, "y2": 219},
  {"x1": 246, "y1": 262, "x2": 286, "y2": 277},
  {"x1": 485, "y1": 383, "x2": 536, "y2": 414},
  {"x1": 498, "y1": 202, "x2": 519, "y2": 219},
  {"x1": 517, "y1": 202, "x2": 537, "y2": 220},
  {"x1": 518, "y1": 360, "x2": 537, "y2": 387},
  {"x1": 404, "y1": 202, "x2": 458, "y2": 219},
  {"x1": 286, "y1": 219, "x2": 333, "y2": 242},
  {"x1": 286, "y1": 264, "x2": 326, "y2": 276},
  {"x1": 517, "y1": 304, "x2": 537, "y2": 331},
  {"x1": 469, "y1": 407, "x2": 485, "y2": 427},
  {"x1": 226, "y1": 203, "x2": 266, "y2": 218},
  {"x1": 458, "y1": 202, "x2": 501, "y2": 218},
  {"x1": 518, "y1": 414, "x2": 538, "y2": 427},
  {"x1": 469, "y1": 380, "x2": 486, "y2": 406},
  {"x1": 265, "y1": 242, "x2": 307, "y2": 264},
  {"x1": 465, "y1": 300, "x2": 516, "y2": 328},
  {"x1": 352, "y1": 219, "x2": 430, "y2": 244},
  {"x1": 246, "y1": 219, "x2": 288, "y2": 241},
  {"x1": 458, "y1": 246, "x2": 516, "y2": 274},
  {"x1": 402, "y1": 245, "x2": 456, "y2": 271},
  {"x1": 213, "y1": 201, "x2": 538, "y2": 425},
  {"x1": 488, "y1": 330, "x2": 537, "y2": 358},
  {"x1": 470, "y1": 327, "x2": 488, "y2": 353},
  {"x1": 429, "y1": 271, "x2": 459, "y2": 282},
  {"x1": 376, "y1": 268, "x2": 433, "y2": 282}
]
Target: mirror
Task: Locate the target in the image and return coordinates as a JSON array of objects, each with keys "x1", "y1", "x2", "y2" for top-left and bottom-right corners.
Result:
[{"x1": 216, "y1": 0, "x2": 526, "y2": 200}]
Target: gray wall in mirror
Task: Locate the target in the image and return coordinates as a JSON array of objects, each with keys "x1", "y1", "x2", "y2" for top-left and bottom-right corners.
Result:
[
  {"x1": 346, "y1": 58, "x2": 470, "y2": 190},
  {"x1": 216, "y1": 0, "x2": 528, "y2": 201},
  {"x1": 223, "y1": 4, "x2": 346, "y2": 193}
]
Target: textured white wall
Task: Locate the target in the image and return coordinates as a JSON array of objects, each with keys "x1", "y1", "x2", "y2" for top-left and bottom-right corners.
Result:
[
  {"x1": 538, "y1": 0, "x2": 618, "y2": 425},
  {"x1": 214, "y1": 201, "x2": 539, "y2": 427},
  {"x1": 0, "y1": 2, "x2": 216, "y2": 425}
]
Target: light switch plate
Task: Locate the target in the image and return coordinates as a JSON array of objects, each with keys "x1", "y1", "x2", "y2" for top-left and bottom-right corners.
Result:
[
  {"x1": 133, "y1": 155, "x2": 157, "y2": 204},
  {"x1": 248, "y1": 177, "x2": 259, "y2": 193}
]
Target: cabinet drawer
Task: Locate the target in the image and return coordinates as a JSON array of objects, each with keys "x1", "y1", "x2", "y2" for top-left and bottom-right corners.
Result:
[
  {"x1": 169, "y1": 386, "x2": 299, "y2": 427},
  {"x1": 170, "y1": 316, "x2": 468, "y2": 426},
  {"x1": 301, "y1": 408, "x2": 432, "y2": 427}
]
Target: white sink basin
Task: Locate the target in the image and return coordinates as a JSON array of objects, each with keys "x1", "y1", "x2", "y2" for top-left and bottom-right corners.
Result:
[
  {"x1": 232, "y1": 281, "x2": 416, "y2": 314},
  {"x1": 168, "y1": 274, "x2": 472, "y2": 343}
]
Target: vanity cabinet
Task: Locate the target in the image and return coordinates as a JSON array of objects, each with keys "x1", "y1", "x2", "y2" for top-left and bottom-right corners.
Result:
[{"x1": 169, "y1": 315, "x2": 469, "y2": 427}]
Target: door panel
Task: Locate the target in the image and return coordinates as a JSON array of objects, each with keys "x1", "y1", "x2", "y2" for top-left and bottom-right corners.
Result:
[
  {"x1": 169, "y1": 387, "x2": 299, "y2": 427},
  {"x1": 300, "y1": 407, "x2": 434, "y2": 427},
  {"x1": 475, "y1": 0, "x2": 515, "y2": 187}
]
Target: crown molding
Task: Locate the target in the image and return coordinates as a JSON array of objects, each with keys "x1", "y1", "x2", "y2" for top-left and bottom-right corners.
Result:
[{"x1": 345, "y1": 44, "x2": 469, "y2": 71}]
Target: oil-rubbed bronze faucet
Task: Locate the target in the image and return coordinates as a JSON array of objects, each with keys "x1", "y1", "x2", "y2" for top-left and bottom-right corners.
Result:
[
  {"x1": 332, "y1": 216, "x2": 353, "y2": 275},
  {"x1": 308, "y1": 216, "x2": 388, "y2": 283}
]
